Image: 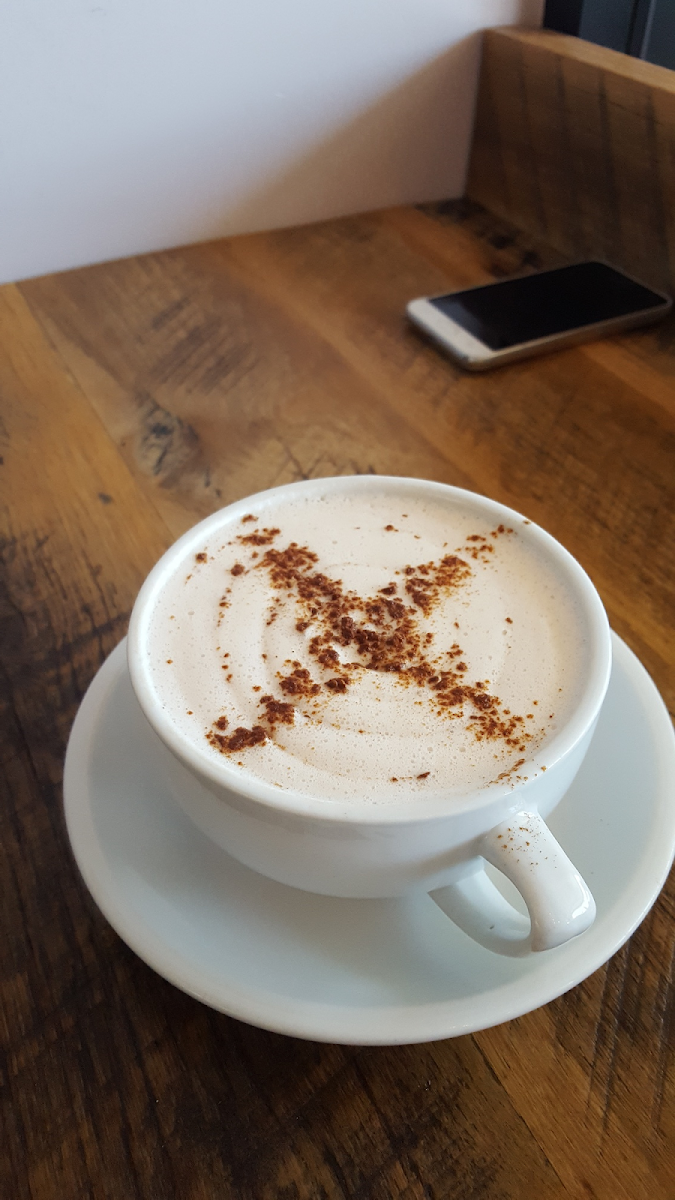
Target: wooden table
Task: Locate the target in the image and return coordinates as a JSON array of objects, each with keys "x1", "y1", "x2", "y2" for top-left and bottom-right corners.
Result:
[{"x1": 2, "y1": 197, "x2": 674, "y2": 1199}]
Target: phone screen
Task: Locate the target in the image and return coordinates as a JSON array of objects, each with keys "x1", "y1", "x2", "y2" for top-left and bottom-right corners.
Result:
[{"x1": 429, "y1": 262, "x2": 668, "y2": 350}]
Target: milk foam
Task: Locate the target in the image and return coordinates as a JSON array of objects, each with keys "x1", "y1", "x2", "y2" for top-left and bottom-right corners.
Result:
[{"x1": 146, "y1": 489, "x2": 588, "y2": 803}]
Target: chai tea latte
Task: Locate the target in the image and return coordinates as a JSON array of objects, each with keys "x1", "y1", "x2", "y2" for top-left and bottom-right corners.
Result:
[{"x1": 145, "y1": 486, "x2": 588, "y2": 803}]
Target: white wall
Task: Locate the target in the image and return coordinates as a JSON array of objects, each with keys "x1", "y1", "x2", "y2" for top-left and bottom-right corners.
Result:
[{"x1": 1, "y1": 1, "x2": 543, "y2": 284}]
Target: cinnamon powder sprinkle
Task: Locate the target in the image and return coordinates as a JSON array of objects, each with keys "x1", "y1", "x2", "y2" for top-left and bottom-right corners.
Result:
[
  {"x1": 237, "y1": 527, "x2": 281, "y2": 547},
  {"x1": 207, "y1": 524, "x2": 539, "y2": 768},
  {"x1": 325, "y1": 677, "x2": 347, "y2": 692},
  {"x1": 259, "y1": 695, "x2": 295, "y2": 726},
  {"x1": 207, "y1": 725, "x2": 267, "y2": 753},
  {"x1": 278, "y1": 664, "x2": 321, "y2": 698}
]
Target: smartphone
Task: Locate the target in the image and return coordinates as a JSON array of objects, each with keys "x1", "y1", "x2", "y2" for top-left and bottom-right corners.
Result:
[{"x1": 406, "y1": 261, "x2": 672, "y2": 371}]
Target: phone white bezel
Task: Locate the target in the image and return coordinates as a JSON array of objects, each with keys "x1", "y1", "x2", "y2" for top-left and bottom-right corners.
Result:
[{"x1": 406, "y1": 264, "x2": 673, "y2": 372}]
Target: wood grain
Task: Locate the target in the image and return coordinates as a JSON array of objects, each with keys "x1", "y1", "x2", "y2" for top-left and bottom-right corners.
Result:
[
  {"x1": 2, "y1": 199, "x2": 675, "y2": 1199},
  {"x1": 20, "y1": 202, "x2": 675, "y2": 711},
  {"x1": 468, "y1": 27, "x2": 675, "y2": 297}
]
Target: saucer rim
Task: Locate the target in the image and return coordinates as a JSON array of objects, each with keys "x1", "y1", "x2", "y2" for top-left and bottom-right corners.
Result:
[{"x1": 63, "y1": 633, "x2": 675, "y2": 1044}]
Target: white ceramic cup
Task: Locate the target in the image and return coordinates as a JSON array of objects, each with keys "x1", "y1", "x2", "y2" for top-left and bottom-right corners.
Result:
[{"x1": 128, "y1": 477, "x2": 612, "y2": 956}]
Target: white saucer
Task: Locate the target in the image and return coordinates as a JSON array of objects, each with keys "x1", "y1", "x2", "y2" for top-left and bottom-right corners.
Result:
[{"x1": 64, "y1": 634, "x2": 675, "y2": 1045}]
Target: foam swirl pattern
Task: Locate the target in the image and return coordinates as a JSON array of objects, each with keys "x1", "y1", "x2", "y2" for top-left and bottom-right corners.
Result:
[{"x1": 147, "y1": 490, "x2": 587, "y2": 804}]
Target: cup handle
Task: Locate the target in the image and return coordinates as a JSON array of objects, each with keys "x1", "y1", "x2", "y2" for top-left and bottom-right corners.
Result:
[{"x1": 429, "y1": 810, "x2": 596, "y2": 956}]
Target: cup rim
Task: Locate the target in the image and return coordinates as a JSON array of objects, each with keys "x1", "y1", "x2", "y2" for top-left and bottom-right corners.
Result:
[{"x1": 127, "y1": 475, "x2": 613, "y2": 825}]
